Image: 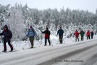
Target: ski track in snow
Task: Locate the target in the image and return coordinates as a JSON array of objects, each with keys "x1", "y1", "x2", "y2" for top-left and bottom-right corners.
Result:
[
  {"x1": 0, "y1": 35, "x2": 97, "y2": 65},
  {"x1": 0, "y1": 39, "x2": 97, "y2": 65}
]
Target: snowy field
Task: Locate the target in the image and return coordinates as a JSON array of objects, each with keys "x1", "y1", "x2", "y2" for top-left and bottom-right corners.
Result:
[
  {"x1": 0, "y1": 35, "x2": 97, "y2": 65},
  {"x1": 0, "y1": 35, "x2": 97, "y2": 52}
]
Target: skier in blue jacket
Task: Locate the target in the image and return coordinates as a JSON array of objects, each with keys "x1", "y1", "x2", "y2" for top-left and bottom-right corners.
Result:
[{"x1": 26, "y1": 26, "x2": 37, "y2": 48}]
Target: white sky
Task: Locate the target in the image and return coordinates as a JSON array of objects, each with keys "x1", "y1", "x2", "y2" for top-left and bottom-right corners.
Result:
[{"x1": 0, "y1": 0, "x2": 97, "y2": 13}]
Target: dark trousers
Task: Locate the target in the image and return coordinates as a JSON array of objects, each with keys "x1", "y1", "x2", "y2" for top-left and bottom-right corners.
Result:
[
  {"x1": 91, "y1": 35, "x2": 93, "y2": 39},
  {"x1": 81, "y1": 36, "x2": 84, "y2": 41},
  {"x1": 3, "y1": 40, "x2": 13, "y2": 51},
  {"x1": 87, "y1": 36, "x2": 90, "y2": 39},
  {"x1": 29, "y1": 36, "x2": 34, "y2": 48},
  {"x1": 45, "y1": 38, "x2": 51, "y2": 46},
  {"x1": 59, "y1": 35, "x2": 63, "y2": 44},
  {"x1": 75, "y1": 37, "x2": 79, "y2": 42}
]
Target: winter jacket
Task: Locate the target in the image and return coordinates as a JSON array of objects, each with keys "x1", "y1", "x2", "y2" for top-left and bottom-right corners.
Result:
[
  {"x1": 57, "y1": 29, "x2": 64, "y2": 36},
  {"x1": 42, "y1": 30, "x2": 50, "y2": 38},
  {"x1": 74, "y1": 31, "x2": 79, "y2": 38},
  {"x1": 0, "y1": 26, "x2": 12, "y2": 41},
  {"x1": 86, "y1": 31, "x2": 90, "y2": 36},
  {"x1": 26, "y1": 29, "x2": 37, "y2": 37},
  {"x1": 80, "y1": 31, "x2": 85, "y2": 37},
  {"x1": 91, "y1": 31, "x2": 94, "y2": 36}
]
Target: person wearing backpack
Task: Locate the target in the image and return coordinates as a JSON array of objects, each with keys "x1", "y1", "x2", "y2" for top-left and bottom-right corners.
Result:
[
  {"x1": 26, "y1": 26, "x2": 37, "y2": 48},
  {"x1": 57, "y1": 27, "x2": 64, "y2": 44},
  {"x1": 0, "y1": 25, "x2": 13, "y2": 52}
]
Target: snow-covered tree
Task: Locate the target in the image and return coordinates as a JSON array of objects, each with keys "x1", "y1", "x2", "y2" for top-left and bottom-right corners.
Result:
[
  {"x1": 3, "y1": 6, "x2": 26, "y2": 41},
  {"x1": 0, "y1": 4, "x2": 97, "y2": 41}
]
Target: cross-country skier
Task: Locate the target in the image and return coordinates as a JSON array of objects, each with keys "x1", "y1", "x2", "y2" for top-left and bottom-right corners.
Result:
[
  {"x1": 26, "y1": 26, "x2": 37, "y2": 48},
  {"x1": 86, "y1": 30, "x2": 90, "y2": 40},
  {"x1": 42, "y1": 27, "x2": 51, "y2": 46},
  {"x1": 91, "y1": 31, "x2": 94, "y2": 39},
  {"x1": 0, "y1": 25, "x2": 13, "y2": 52},
  {"x1": 74, "y1": 29, "x2": 79, "y2": 42},
  {"x1": 80, "y1": 30, "x2": 85, "y2": 41},
  {"x1": 57, "y1": 27, "x2": 64, "y2": 44}
]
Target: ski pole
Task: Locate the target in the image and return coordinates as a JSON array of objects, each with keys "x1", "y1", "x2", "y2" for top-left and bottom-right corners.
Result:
[{"x1": 39, "y1": 34, "x2": 43, "y2": 47}]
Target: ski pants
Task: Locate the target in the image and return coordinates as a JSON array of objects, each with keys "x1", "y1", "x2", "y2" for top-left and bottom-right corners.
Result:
[
  {"x1": 91, "y1": 35, "x2": 93, "y2": 39},
  {"x1": 81, "y1": 36, "x2": 84, "y2": 41},
  {"x1": 45, "y1": 38, "x2": 51, "y2": 46},
  {"x1": 59, "y1": 35, "x2": 63, "y2": 44},
  {"x1": 3, "y1": 40, "x2": 13, "y2": 51},
  {"x1": 29, "y1": 36, "x2": 34, "y2": 48},
  {"x1": 87, "y1": 36, "x2": 90, "y2": 39},
  {"x1": 75, "y1": 37, "x2": 79, "y2": 42}
]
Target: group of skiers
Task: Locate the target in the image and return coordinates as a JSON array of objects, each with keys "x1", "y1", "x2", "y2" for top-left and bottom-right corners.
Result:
[
  {"x1": 0, "y1": 25, "x2": 94, "y2": 52},
  {"x1": 0, "y1": 25, "x2": 64, "y2": 52},
  {"x1": 26, "y1": 26, "x2": 64, "y2": 47},
  {"x1": 74, "y1": 29, "x2": 94, "y2": 42}
]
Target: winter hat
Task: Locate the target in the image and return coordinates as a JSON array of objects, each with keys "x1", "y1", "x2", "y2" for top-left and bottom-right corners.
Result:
[
  {"x1": 30, "y1": 26, "x2": 32, "y2": 28},
  {"x1": 4, "y1": 25, "x2": 8, "y2": 29},
  {"x1": 3, "y1": 25, "x2": 8, "y2": 30},
  {"x1": 46, "y1": 27, "x2": 48, "y2": 30},
  {"x1": 60, "y1": 27, "x2": 62, "y2": 29},
  {"x1": 4, "y1": 25, "x2": 7, "y2": 27}
]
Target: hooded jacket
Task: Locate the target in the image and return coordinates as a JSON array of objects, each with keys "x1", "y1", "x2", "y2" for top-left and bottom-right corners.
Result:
[{"x1": 0, "y1": 25, "x2": 12, "y2": 41}]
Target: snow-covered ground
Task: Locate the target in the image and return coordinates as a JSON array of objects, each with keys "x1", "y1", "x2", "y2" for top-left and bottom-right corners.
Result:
[
  {"x1": 0, "y1": 35, "x2": 97, "y2": 65},
  {"x1": 0, "y1": 35, "x2": 97, "y2": 52}
]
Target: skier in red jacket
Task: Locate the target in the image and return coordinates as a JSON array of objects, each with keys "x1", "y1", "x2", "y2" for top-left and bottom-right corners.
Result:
[
  {"x1": 74, "y1": 30, "x2": 80, "y2": 42},
  {"x1": 42, "y1": 28, "x2": 51, "y2": 46},
  {"x1": 86, "y1": 30, "x2": 90, "y2": 39}
]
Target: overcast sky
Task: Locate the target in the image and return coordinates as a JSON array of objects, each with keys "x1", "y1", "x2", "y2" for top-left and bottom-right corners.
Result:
[{"x1": 0, "y1": 0, "x2": 97, "y2": 13}]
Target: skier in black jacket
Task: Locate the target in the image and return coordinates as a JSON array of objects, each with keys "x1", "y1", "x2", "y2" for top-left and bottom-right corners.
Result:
[
  {"x1": 57, "y1": 27, "x2": 64, "y2": 44},
  {"x1": 91, "y1": 31, "x2": 94, "y2": 39},
  {"x1": 0, "y1": 25, "x2": 13, "y2": 52},
  {"x1": 42, "y1": 28, "x2": 51, "y2": 46}
]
